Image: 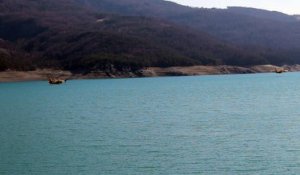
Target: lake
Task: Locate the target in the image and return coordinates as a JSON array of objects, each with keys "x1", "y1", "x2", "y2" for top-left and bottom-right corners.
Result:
[{"x1": 1, "y1": 73, "x2": 300, "y2": 174}]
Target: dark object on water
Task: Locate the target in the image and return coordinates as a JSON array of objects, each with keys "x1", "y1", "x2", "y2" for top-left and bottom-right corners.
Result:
[
  {"x1": 48, "y1": 78, "x2": 67, "y2": 84},
  {"x1": 47, "y1": 72, "x2": 69, "y2": 85},
  {"x1": 275, "y1": 68, "x2": 286, "y2": 74}
]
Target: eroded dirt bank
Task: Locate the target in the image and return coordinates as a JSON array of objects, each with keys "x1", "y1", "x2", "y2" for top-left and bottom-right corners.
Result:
[{"x1": 0, "y1": 65, "x2": 299, "y2": 82}]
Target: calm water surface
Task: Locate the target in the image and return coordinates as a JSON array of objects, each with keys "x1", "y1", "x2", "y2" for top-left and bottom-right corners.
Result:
[{"x1": 1, "y1": 73, "x2": 300, "y2": 174}]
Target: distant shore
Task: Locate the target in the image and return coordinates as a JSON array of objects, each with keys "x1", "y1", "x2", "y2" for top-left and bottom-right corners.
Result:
[{"x1": 0, "y1": 64, "x2": 300, "y2": 82}]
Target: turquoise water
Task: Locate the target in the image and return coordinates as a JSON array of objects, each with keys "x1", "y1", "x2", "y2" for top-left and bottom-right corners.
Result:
[{"x1": 1, "y1": 73, "x2": 300, "y2": 174}]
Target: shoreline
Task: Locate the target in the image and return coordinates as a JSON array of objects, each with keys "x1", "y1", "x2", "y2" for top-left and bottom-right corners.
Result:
[{"x1": 0, "y1": 65, "x2": 300, "y2": 82}]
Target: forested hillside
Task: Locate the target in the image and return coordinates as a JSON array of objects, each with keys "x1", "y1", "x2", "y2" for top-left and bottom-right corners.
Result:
[
  {"x1": 0, "y1": 0, "x2": 300, "y2": 72},
  {"x1": 80, "y1": 0, "x2": 300, "y2": 49}
]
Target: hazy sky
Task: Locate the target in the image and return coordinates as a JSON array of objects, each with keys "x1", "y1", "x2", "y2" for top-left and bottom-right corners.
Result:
[{"x1": 167, "y1": 0, "x2": 300, "y2": 15}]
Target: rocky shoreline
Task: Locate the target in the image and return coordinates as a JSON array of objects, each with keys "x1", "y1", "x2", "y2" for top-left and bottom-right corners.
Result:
[{"x1": 0, "y1": 65, "x2": 300, "y2": 82}]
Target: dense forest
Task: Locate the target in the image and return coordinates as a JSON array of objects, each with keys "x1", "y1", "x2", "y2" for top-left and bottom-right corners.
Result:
[{"x1": 0, "y1": 0, "x2": 300, "y2": 72}]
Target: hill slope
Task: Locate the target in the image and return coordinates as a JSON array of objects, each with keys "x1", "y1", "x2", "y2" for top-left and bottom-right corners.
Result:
[
  {"x1": 0, "y1": 0, "x2": 271, "y2": 72},
  {"x1": 0, "y1": 0, "x2": 300, "y2": 73},
  {"x1": 78, "y1": 0, "x2": 300, "y2": 49}
]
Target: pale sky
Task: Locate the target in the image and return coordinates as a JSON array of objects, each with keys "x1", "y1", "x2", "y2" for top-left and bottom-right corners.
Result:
[{"x1": 167, "y1": 0, "x2": 300, "y2": 15}]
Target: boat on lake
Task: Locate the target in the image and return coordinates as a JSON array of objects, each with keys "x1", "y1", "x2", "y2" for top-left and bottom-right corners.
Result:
[
  {"x1": 47, "y1": 71, "x2": 69, "y2": 85},
  {"x1": 275, "y1": 68, "x2": 286, "y2": 74},
  {"x1": 48, "y1": 78, "x2": 67, "y2": 84}
]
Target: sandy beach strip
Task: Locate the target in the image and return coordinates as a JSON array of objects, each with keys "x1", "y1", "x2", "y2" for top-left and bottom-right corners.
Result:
[{"x1": 0, "y1": 65, "x2": 299, "y2": 82}]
